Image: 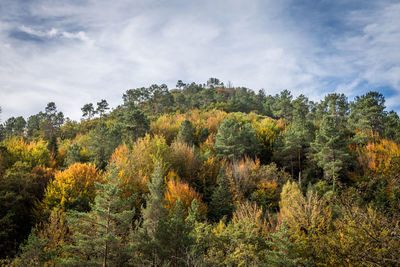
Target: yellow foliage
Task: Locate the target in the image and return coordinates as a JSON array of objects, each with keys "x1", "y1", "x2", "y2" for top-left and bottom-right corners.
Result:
[
  {"x1": 279, "y1": 181, "x2": 332, "y2": 260},
  {"x1": 110, "y1": 134, "x2": 170, "y2": 199},
  {"x1": 42, "y1": 162, "x2": 102, "y2": 211},
  {"x1": 2, "y1": 137, "x2": 51, "y2": 168}
]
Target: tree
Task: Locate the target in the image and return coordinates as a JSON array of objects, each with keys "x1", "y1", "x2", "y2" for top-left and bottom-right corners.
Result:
[
  {"x1": 81, "y1": 103, "x2": 95, "y2": 120},
  {"x1": 0, "y1": 162, "x2": 40, "y2": 258},
  {"x1": 276, "y1": 95, "x2": 314, "y2": 185},
  {"x1": 265, "y1": 223, "x2": 303, "y2": 266},
  {"x1": 135, "y1": 163, "x2": 169, "y2": 266},
  {"x1": 350, "y1": 91, "x2": 386, "y2": 144},
  {"x1": 177, "y1": 119, "x2": 195, "y2": 145},
  {"x1": 4, "y1": 116, "x2": 26, "y2": 137},
  {"x1": 41, "y1": 102, "x2": 64, "y2": 155},
  {"x1": 208, "y1": 169, "x2": 234, "y2": 222},
  {"x1": 96, "y1": 99, "x2": 110, "y2": 118},
  {"x1": 65, "y1": 143, "x2": 83, "y2": 166},
  {"x1": 164, "y1": 179, "x2": 207, "y2": 218},
  {"x1": 272, "y1": 90, "x2": 293, "y2": 123},
  {"x1": 26, "y1": 113, "x2": 44, "y2": 138},
  {"x1": 88, "y1": 121, "x2": 122, "y2": 170},
  {"x1": 119, "y1": 102, "x2": 150, "y2": 143},
  {"x1": 316, "y1": 93, "x2": 349, "y2": 123},
  {"x1": 176, "y1": 80, "x2": 186, "y2": 89},
  {"x1": 310, "y1": 114, "x2": 350, "y2": 190},
  {"x1": 279, "y1": 181, "x2": 331, "y2": 264},
  {"x1": 141, "y1": 163, "x2": 167, "y2": 238},
  {"x1": 214, "y1": 118, "x2": 260, "y2": 160},
  {"x1": 206, "y1": 77, "x2": 223, "y2": 88},
  {"x1": 42, "y1": 162, "x2": 102, "y2": 212},
  {"x1": 383, "y1": 110, "x2": 400, "y2": 142},
  {"x1": 62, "y1": 166, "x2": 135, "y2": 267}
]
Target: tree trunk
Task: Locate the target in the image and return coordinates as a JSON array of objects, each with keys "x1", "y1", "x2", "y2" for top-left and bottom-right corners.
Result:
[
  {"x1": 103, "y1": 206, "x2": 111, "y2": 267},
  {"x1": 298, "y1": 150, "x2": 302, "y2": 187}
]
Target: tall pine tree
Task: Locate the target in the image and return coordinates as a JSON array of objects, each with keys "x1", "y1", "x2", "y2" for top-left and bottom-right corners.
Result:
[{"x1": 62, "y1": 166, "x2": 135, "y2": 267}]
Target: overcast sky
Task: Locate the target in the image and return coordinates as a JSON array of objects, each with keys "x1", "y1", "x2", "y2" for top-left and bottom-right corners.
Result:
[{"x1": 1, "y1": 0, "x2": 400, "y2": 120}]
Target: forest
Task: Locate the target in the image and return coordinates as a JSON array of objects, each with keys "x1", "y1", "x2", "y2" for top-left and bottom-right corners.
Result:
[{"x1": 1, "y1": 78, "x2": 400, "y2": 266}]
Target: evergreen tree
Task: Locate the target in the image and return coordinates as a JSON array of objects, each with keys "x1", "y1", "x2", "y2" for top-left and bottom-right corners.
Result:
[
  {"x1": 135, "y1": 163, "x2": 168, "y2": 266},
  {"x1": 120, "y1": 102, "x2": 150, "y2": 143},
  {"x1": 4, "y1": 116, "x2": 26, "y2": 137},
  {"x1": 276, "y1": 95, "x2": 314, "y2": 185},
  {"x1": 11, "y1": 229, "x2": 51, "y2": 267},
  {"x1": 265, "y1": 223, "x2": 304, "y2": 266},
  {"x1": 350, "y1": 91, "x2": 386, "y2": 144},
  {"x1": 177, "y1": 119, "x2": 195, "y2": 145},
  {"x1": 157, "y1": 200, "x2": 194, "y2": 266},
  {"x1": 88, "y1": 121, "x2": 122, "y2": 170},
  {"x1": 208, "y1": 169, "x2": 234, "y2": 222},
  {"x1": 62, "y1": 166, "x2": 135, "y2": 267},
  {"x1": 96, "y1": 99, "x2": 110, "y2": 118},
  {"x1": 81, "y1": 103, "x2": 95, "y2": 120},
  {"x1": 65, "y1": 143, "x2": 83, "y2": 166},
  {"x1": 310, "y1": 114, "x2": 350, "y2": 190},
  {"x1": 272, "y1": 90, "x2": 293, "y2": 123},
  {"x1": 214, "y1": 118, "x2": 260, "y2": 160}
]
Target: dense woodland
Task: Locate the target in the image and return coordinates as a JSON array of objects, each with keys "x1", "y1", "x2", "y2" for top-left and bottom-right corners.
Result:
[{"x1": 1, "y1": 78, "x2": 400, "y2": 266}]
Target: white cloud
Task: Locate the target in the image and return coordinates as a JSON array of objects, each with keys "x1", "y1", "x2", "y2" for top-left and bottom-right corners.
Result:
[{"x1": 0, "y1": 0, "x2": 399, "y2": 121}]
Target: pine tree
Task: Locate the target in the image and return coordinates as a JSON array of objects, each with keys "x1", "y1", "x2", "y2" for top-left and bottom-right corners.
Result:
[
  {"x1": 265, "y1": 223, "x2": 304, "y2": 266},
  {"x1": 134, "y1": 162, "x2": 168, "y2": 266},
  {"x1": 81, "y1": 103, "x2": 95, "y2": 120},
  {"x1": 214, "y1": 118, "x2": 259, "y2": 160},
  {"x1": 157, "y1": 199, "x2": 194, "y2": 266},
  {"x1": 62, "y1": 166, "x2": 135, "y2": 267},
  {"x1": 96, "y1": 99, "x2": 110, "y2": 118},
  {"x1": 310, "y1": 114, "x2": 350, "y2": 190},
  {"x1": 350, "y1": 91, "x2": 386, "y2": 144},
  {"x1": 120, "y1": 102, "x2": 150, "y2": 143},
  {"x1": 208, "y1": 169, "x2": 234, "y2": 222},
  {"x1": 276, "y1": 95, "x2": 314, "y2": 185},
  {"x1": 177, "y1": 119, "x2": 195, "y2": 145}
]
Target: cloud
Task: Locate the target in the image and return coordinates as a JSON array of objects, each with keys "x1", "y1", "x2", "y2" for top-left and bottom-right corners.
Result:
[{"x1": 0, "y1": 0, "x2": 399, "y2": 121}]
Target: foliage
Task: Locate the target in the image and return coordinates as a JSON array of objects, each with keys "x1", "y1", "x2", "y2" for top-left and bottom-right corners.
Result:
[
  {"x1": 42, "y1": 162, "x2": 102, "y2": 212},
  {"x1": 208, "y1": 169, "x2": 234, "y2": 222},
  {"x1": 62, "y1": 166, "x2": 135, "y2": 266},
  {"x1": 164, "y1": 179, "x2": 207, "y2": 218},
  {"x1": 214, "y1": 118, "x2": 260, "y2": 160}
]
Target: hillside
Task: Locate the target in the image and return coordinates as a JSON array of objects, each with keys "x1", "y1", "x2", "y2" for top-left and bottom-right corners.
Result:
[{"x1": 1, "y1": 79, "x2": 400, "y2": 266}]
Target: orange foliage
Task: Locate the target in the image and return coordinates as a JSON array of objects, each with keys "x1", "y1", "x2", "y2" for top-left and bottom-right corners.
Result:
[
  {"x1": 357, "y1": 139, "x2": 400, "y2": 173},
  {"x1": 225, "y1": 158, "x2": 290, "y2": 201},
  {"x1": 164, "y1": 179, "x2": 207, "y2": 218}
]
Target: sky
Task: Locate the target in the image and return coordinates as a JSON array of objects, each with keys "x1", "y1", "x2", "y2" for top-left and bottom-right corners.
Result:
[{"x1": 0, "y1": 0, "x2": 400, "y2": 121}]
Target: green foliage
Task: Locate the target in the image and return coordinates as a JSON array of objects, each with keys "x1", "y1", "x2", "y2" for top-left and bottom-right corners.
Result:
[
  {"x1": 62, "y1": 166, "x2": 135, "y2": 266},
  {"x1": 350, "y1": 91, "x2": 386, "y2": 144},
  {"x1": 214, "y1": 118, "x2": 260, "y2": 160},
  {"x1": 65, "y1": 143, "x2": 83, "y2": 166},
  {"x1": 0, "y1": 162, "x2": 42, "y2": 258},
  {"x1": 208, "y1": 169, "x2": 234, "y2": 222},
  {"x1": 81, "y1": 103, "x2": 95, "y2": 120},
  {"x1": 310, "y1": 114, "x2": 350, "y2": 189},
  {"x1": 118, "y1": 102, "x2": 150, "y2": 143},
  {"x1": 88, "y1": 121, "x2": 122, "y2": 170},
  {"x1": 177, "y1": 119, "x2": 195, "y2": 145}
]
